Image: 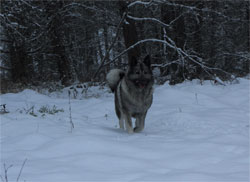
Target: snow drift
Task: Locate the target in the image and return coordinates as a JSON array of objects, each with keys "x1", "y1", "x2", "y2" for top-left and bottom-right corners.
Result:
[{"x1": 1, "y1": 79, "x2": 249, "y2": 181}]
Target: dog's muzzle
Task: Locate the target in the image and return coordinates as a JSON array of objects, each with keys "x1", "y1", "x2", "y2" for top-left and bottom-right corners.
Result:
[{"x1": 134, "y1": 79, "x2": 148, "y2": 89}]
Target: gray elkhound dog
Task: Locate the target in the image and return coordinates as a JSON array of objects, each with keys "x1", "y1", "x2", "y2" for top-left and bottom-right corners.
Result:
[{"x1": 106, "y1": 55, "x2": 154, "y2": 133}]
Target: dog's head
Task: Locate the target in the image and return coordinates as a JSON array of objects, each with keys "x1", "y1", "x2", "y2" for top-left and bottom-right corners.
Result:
[{"x1": 127, "y1": 55, "x2": 154, "y2": 91}]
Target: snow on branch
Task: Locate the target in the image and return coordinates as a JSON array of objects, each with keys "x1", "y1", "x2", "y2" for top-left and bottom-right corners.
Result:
[
  {"x1": 152, "y1": 59, "x2": 181, "y2": 68},
  {"x1": 2, "y1": 15, "x2": 28, "y2": 40},
  {"x1": 93, "y1": 12, "x2": 127, "y2": 79},
  {"x1": 215, "y1": 52, "x2": 250, "y2": 61},
  {"x1": 154, "y1": 0, "x2": 243, "y2": 22},
  {"x1": 105, "y1": 38, "x2": 231, "y2": 85},
  {"x1": 104, "y1": 38, "x2": 179, "y2": 68},
  {"x1": 20, "y1": 0, "x2": 43, "y2": 12},
  {"x1": 61, "y1": 2, "x2": 100, "y2": 13},
  {"x1": 104, "y1": 38, "x2": 175, "y2": 66},
  {"x1": 127, "y1": 15, "x2": 170, "y2": 28},
  {"x1": 60, "y1": 2, "x2": 114, "y2": 16},
  {"x1": 128, "y1": 1, "x2": 153, "y2": 8}
]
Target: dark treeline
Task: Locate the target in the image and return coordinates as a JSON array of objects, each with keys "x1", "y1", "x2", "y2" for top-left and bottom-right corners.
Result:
[{"x1": 0, "y1": 0, "x2": 249, "y2": 91}]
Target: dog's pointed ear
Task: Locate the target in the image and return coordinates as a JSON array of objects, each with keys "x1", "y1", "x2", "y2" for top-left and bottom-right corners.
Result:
[
  {"x1": 129, "y1": 56, "x2": 138, "y2": 67},
  {"x1": 143, "y1": 55, "x2": 151, "y2": 67}
]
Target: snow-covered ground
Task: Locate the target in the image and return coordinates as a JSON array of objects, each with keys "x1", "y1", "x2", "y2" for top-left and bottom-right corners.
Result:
[{"x1": 1, "y1": 79, "x2": 249, "y2": 181}]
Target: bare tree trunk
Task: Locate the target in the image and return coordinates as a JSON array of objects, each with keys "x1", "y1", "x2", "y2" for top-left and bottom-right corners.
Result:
[
  {"x1": 9, "y1": 42, "x2": 33, "y2": 84},
  {"x1": 119, "y1": 1, "x2": 141, "y2": 61},
  {"x1": 103, "y1": 25, "x2": 110, "y2": 73},
  {"x1": 45, "y1": 1, "x2": 72, "y2": 86},
  {"x1": 161, "y1": 1, "x2": 186, "y2": 84},
  {"x1": 247, "y1": 1, "x2": 250, "y2": 51}
]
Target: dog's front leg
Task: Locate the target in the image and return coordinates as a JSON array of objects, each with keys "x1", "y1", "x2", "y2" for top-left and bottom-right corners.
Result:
[
  {"x1": 119, "y1": 116, "x2": 125, "y2": 129},
  {"x1": 124, "y1": 113, "x2": 133, "y2": 134},
  {"x1": 134, "y1": 112, "x2": 147, "y2": 133}
]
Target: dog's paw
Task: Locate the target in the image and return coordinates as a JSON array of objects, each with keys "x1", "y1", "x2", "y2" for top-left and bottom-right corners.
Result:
[
  {"x1": 133, "y1": 127, "x2": 144, "y2": 133},
  {"x1": 127, "y1": 128, "x2": 134, "y2": 134}
]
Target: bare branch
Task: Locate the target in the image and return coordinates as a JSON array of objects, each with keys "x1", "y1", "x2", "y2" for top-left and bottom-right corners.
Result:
[
  {"x1": 104, "y1": 38, "x2": 232, "y2": 84},
  {"x1": 152, "y1": 59, "x2": 181, "y2": 68},
  {"x1": 68, "y1": 90, "x2": 74, "y2": 132},
  {"x1": 154, "y1": 0, "x2": 244, "y2": 22},
  {"x1": 92, "y1": 12, "x2": 127, "y2": 79},
  {"x1": 0, "y1": 175, "x2": 4, "y2": 182},
  {"x1": 16, "y1": 158, "x2": 27, "y2": 182},
  {"x1": 168, "y1": 12, "x2": 186, "y2": 26},
  {"x1": 128, "y1": 1, "x2": 153, "y2": 8},
  {"x1": 127, "y1": 15, "x2": 170, "y2": 28},
  {"x1": 2, "y1": 163, "x2": 13, "y2": 182},
  {"x1": 0, "y1": 66, "x2": 11, "y2": 71},
  {"x1": 212, "y1": 52, "x2": 250, "y2": 61}
]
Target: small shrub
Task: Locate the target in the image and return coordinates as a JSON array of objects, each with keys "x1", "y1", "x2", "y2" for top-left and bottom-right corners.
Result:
[
  {"x1": 38, "y1": 105, "x2": 64, "y2": 115},
  {"x1": 19, "y1": 105, "x2": 37, "y2": 117}
]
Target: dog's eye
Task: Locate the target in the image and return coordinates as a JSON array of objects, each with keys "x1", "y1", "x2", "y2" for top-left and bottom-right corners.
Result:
[
  {"x1": 136, "y1": 71, "x2": 140, "y2": 74},
  {"x1": 143, "y1": 71, "x2": 148, "y2": 74}
]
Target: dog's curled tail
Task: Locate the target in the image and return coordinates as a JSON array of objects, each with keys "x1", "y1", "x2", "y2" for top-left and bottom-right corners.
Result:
[{"x1": 106, "y1": 69, "x2": 125, "y2": 92}]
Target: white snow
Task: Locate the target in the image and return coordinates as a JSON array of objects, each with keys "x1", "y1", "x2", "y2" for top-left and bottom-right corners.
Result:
[{"x1": 1, "y1": 79, "x2": 249, "y2": 181}]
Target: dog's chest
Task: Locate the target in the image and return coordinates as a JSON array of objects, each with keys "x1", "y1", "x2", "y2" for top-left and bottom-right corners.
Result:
[
  {"x1": 123, "y1": 90, "x2": 152, "y2": 114},
  {"x1": 118, "y1": 79, "x2": 153, "y2": 114}
]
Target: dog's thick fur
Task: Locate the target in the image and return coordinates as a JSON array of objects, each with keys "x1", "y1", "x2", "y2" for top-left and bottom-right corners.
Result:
[{"x1": 106, "y1": 55, "x2": 154, "y2": 133}]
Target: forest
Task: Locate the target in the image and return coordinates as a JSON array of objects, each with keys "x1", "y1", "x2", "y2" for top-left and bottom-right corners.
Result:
[
  {"x1": 0, "y1": 0, "x2": 249, "y2": 92},
  {"x1": 1, "y1": 1, "x2": 249, "y2": 181}
]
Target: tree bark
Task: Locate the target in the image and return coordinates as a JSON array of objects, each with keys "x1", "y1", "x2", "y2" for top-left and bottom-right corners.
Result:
[
  {"x1": 46, "y1": 1, "x2": 72, "y2": 86},
  {"x1": 9, "y1": 42, "x2": 33, "y2": 84},
  {"x1": 119, "y1": 1, "x2": 141, "y2": 62}
]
